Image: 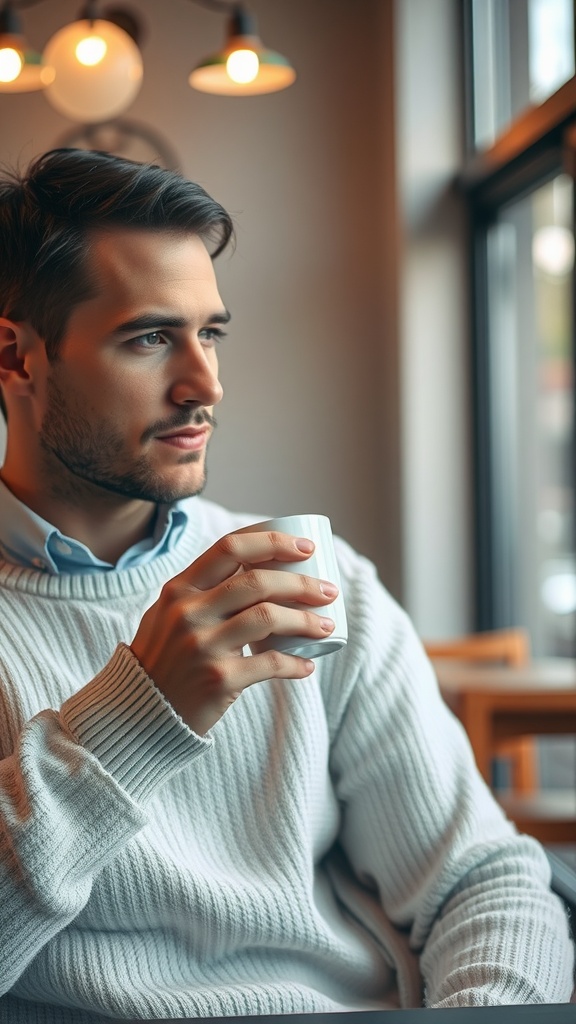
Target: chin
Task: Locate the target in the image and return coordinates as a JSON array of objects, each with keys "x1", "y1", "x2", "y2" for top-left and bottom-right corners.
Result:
[
  {"x1": 111, "y1": 467, "x2": 208, "y2": 505},
  {"x1": 170, "y1": 470, "x2": 208, "y2": 501}
]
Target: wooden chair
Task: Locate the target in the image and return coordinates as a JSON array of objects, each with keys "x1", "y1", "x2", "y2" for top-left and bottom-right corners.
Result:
[
  {"x1": 424, "y1": 628, "x2": 537, "y2": 792},
  {"x1": 425, "y1": 629, "x2": 576, "y2": 843},
  {"x1": 424, "y1": 628, "x2": 530, "y2": 669}
]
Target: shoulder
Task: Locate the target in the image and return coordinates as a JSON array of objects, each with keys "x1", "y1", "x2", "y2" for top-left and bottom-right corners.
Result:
[
  {"x1": 331, "y1": 532, "x2": 408, "y2": 646},
  {"x1": 316, "y1": 532, "x2": 435, "y2": 731}
]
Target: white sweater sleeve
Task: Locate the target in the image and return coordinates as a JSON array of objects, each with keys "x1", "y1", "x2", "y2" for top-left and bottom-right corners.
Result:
[
  {"x1": 0, "y1": 643, "x2": 210, "y2": 995},
  {"x1": 325, "y1": 544, "x2": 575, "y2": 1006}
]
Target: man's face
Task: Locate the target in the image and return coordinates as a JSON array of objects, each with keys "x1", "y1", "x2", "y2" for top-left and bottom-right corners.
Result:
[{"x1": 37, "y1": 228, "x2": 227, "y2": 505}]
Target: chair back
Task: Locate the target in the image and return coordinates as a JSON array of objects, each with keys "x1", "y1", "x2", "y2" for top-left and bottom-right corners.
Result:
[{"x1": 423, "y1": 627, "x2": 531, "y2": 667}]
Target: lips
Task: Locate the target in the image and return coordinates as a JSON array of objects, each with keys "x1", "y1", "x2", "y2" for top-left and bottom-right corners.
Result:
[{"x1": 156, "y1": 427, "x2": 209, "y2": 451}]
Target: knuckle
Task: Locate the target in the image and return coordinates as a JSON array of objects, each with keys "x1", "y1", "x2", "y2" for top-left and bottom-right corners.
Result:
[
  {"x1": 297, "y1": 574, "x2": 317, "y2": 597},
  {"x1": 257, "y1": 531, "x2": 286, "y2": 555},
  {"x1": 160, "y1": 578, "x2": 199, "y2": 612},
  {"x1": 181, "y1": 625, "x2": 203, "y2": 653},
  {"x1": 216, "y1": 532, "x2": 242, "y2": 559},
  {"x1": 160, "y1": 577, "x2": 181, "y2": 602},
  {"x1": 265, "y1": 649, "x2": 285, "y2": 675},
  {"x1": 305, "y1": 610, "x2": 325, "y2": 631},
  {"x1": 223, "y1": 569, "x2": 263, "y2": 598},
  {"x1": 203, "y1": 659, "x2": 228, "y2": 689},
  {"x1": 176, "y1": 596, "x2": 202, "y2": 630},
  {"x1": 254, "y1": 602, "x2": 276, "y2": 629},
  {"x1": 222, "y1": 575, "x2": 241, "y2": 597},
  {"x1": 244, "y1": 568, "x2": 267, "y2": 592}
]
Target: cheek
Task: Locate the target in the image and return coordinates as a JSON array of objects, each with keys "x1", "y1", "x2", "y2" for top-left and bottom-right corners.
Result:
[{"x1": 94, "y1": 364, "x2": 158, "y2": 408}]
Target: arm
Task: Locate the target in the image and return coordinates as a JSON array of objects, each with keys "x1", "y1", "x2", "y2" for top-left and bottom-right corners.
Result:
[
  {"x1": 0, "y1": 528, "x2": 338, "y2": 993},
  {"x1": 326, "y1": 548, "x2": 574, "y2": 1006},
  {"x1": 0, "y1": 645, "x2": 207, "y2": 993}
]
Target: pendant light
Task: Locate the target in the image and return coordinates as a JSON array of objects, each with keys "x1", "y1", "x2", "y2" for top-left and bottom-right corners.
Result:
[
  {"x1": 43, "y1": 0, "x2": 143, "y2": 123},
  {"x1": 189, "y1": 3, "x2": 295, "y2": 96},
  {"x1": 0, "y1": 0, "x2": 53, "y2": 92}
]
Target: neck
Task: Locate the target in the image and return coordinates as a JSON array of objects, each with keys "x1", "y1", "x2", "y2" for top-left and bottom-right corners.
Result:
[{"x1": 0, "y1": 462, "x2": 157, "y2": 564}]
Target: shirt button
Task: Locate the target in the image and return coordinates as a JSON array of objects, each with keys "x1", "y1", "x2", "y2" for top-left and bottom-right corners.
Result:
[{"x1": 54, "y1": 539, "x2": 73, "y2": 555}]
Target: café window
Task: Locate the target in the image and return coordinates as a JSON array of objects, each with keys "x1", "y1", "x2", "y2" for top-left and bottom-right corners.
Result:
[
  {"x1": 463, "y1": 0, "x2": 576, "y2": 657},
  {"x1": 470, "y1": 0, "x2": 575, "y2": 148}
]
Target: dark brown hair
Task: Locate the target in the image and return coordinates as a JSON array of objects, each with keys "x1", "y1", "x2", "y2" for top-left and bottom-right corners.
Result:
[{"x1": 0, "y1": 148, "x2": 234, "y2": 362}]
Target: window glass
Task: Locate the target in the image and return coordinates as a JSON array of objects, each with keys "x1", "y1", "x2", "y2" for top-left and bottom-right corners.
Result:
[
  {"x1": 529, "y1": 0, "x2": 575, "y2": 101},
  {"x1": 486, "y1": 174, "x2": 575, "y2": 656},
  {"x1": 472, "y1": 0, "x2": 574, "y2": 149}
]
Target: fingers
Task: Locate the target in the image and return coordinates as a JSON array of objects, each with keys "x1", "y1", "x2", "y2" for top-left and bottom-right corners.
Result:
[
  {"x1": 212, "y1": 567, "x2": 337, "y2": 620},
  {"x1": 203, "y1": 649, "x2": 316, "y2": 692},
  {"x1": 130, "y1": 526, "x2": 341, "y2": 736},
  {"x1": 176, "y1": 530, "x2": 316, "y2": 591},
  {"x1": 208, "y1": 602, "x2": 335, "y2": 654},
  {"x1": 185, "y1": 651, "x2": 316, "y2": 735}
]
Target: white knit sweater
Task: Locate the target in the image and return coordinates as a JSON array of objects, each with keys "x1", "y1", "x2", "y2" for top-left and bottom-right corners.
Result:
[{"x1": 0, "y1": 497, "x2": 572, "y2": 1023}]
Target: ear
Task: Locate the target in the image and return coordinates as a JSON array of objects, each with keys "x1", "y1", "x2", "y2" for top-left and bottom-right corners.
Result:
[{"x1": 0, "y1": 318, "x2": 39, "y2": 397}]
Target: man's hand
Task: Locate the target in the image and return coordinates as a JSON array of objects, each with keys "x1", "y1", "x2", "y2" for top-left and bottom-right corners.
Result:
[{"x1": 130, "y1": 529, "x2": 338, "y2": 735}]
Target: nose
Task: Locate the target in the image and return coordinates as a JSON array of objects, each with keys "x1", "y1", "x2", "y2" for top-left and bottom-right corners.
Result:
[{"x1": 169, "y1": 341, "x2": 224, "y2": 408}]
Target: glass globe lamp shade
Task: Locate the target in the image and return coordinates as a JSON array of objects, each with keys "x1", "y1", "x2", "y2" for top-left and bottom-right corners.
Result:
[{"x1": 43, "y1": 18, "x2": 143, "y2": 123}]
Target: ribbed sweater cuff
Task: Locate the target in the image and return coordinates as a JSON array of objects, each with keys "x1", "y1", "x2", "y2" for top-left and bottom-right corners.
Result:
[{"x1": 60, "y1": 643, "x2": 212, "y2": 804}]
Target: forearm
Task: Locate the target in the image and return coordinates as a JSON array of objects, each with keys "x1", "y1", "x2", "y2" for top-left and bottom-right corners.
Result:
[
  {"x1": 421, "y1": 835, "x2": 574, "y2": 1006},
  {"x1": 325, "y1": 548, "x2": 574, "y2": 1005},
  {"x1": 0, "y1": 644, "x2": 209, "y2": 993}
]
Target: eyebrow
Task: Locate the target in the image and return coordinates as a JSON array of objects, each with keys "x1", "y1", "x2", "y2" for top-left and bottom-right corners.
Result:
[{"x1": 111, "y1": 309, "x2": 231, "y2": 335}]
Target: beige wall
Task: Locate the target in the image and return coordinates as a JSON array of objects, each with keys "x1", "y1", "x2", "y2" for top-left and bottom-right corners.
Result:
[
  {"x1": 0, "y1": 0, "x2": 473, "y2": 635},
  {"x1": 395, "y1": 0, "x2": 474, "y2": 636}
]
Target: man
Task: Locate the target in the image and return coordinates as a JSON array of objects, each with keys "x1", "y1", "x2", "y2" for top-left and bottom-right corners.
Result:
[{"x1": 0, "y1": 148, "x2": 572, "y2": 1024}]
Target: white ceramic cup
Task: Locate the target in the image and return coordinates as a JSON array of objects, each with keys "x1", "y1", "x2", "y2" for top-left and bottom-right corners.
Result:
[{"x1": 248, "y1": 514, "x2": 348, "y2": 659}]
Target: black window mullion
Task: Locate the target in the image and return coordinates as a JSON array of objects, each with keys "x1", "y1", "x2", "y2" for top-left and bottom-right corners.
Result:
[{"x1": 470, "y1": 211, "x2": 495, "y2": 630}]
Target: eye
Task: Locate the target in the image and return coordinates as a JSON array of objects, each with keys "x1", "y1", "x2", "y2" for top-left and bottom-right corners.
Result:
[
  {"x1": 199, "y1": 327, "x2": 227, "y2": 347},
  {"x1": 131, "y1": 332, "x2": 166, "y2": 349}
]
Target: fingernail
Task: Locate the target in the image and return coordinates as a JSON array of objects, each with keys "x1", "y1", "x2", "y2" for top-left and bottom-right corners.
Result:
[
  {"x1": 320, "y1": 617, "x2": 335, "y2": 631},
  {"x1": 296, "y1": 538, "x2": 314, "y2": 553},
  {"x1": 320, "y1": 581, "x2": 338, "y2": 597}
]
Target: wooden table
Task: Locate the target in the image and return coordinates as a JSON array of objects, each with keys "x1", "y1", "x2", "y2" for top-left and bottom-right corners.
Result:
[{"x1": 433, "y1": 658, "x2": 576, "y2": 842}]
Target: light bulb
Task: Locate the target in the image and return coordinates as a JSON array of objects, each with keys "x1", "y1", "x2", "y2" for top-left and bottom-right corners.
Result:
[
  {"x1": 189, "y1": 6, "x2": 294, "y2": 96},
  {"x1": 0, "y1": 45, "x2": 22, "y2": 83},
  {"x1": 226, "y1": 48, "x2": 259, "y2": 84},
  {"x1": 75, "y1": 35, "x2": 107, "y2": 67}
]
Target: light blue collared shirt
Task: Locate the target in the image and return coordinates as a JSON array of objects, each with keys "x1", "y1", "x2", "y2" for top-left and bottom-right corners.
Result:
[{"x1": 0, "y1": 477, "x2": 188, "y2": 575}]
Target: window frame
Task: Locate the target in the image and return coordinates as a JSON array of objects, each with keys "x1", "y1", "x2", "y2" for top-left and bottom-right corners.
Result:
[{"x1": 461, "y1": 0, "x2": 576, "y2": 632}]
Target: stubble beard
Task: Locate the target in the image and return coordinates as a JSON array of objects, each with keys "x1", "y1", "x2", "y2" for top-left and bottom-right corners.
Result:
[{"x1": 39, "y1": 371, "x2": 215, "y2": 505}]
